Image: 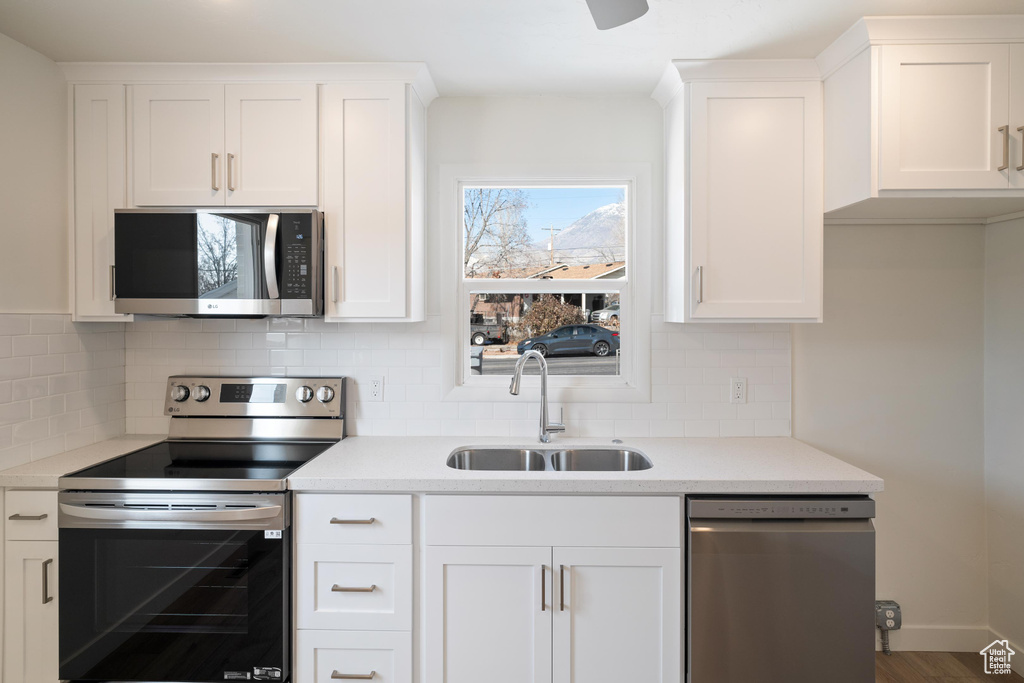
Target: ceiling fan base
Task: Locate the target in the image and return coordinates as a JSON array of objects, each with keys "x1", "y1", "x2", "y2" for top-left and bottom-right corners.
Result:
[{"x1": 585, "y1": 0, "x2": 650, "y2": 30}]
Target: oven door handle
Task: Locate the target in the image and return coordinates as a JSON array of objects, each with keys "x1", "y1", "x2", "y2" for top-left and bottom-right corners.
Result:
[
  {"x1": 59, "y1": 503, "x2": 283, "y2": 523},
  {"x1": 264, "y1": 213, "x2": 280, "y2": 300}
]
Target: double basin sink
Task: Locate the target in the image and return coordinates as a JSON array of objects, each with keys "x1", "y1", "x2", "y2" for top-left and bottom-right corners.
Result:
[{"x1": 447, "y1": 447, "x2": 652, "y2": 472}]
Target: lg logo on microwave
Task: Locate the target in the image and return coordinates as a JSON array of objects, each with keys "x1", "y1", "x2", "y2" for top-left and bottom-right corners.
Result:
[{"x1": 207, "y1": 304, "x2": 219, "y2": 309}]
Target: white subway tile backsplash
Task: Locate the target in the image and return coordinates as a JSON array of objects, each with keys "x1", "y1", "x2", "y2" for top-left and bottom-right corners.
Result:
[{"x1": 112, "y1": 316, "x2": 791, "y2": 438}]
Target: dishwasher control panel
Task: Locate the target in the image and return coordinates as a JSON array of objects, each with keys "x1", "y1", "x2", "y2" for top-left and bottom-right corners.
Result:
[{"x1": 688, "y1": 497, "x2": 875, "y2": 519}]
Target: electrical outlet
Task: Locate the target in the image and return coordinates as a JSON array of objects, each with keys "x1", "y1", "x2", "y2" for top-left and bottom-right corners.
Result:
[
  {"x1": 875, "y1": 600, "x2": 902, "y2": 631},
  {"x1": 729, "y1": 378, "x2": 747, "y2": 404},
  {"x1": 368, "y1": 376, "x2": 384, "y2": 402}
]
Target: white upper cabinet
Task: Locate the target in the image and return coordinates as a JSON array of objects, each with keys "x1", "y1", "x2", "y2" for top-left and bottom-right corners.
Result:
[
  {"x1": 224, "y1": 84, "x2": 318, "y2": 206},
  {"x1": 656, "y1": 62, "x2": 824, "y2": 323},
  {"x1": 878, "y1": 44, "x2": 1009, "y2": 190},
  {"x1": 132, "y1": 84, "x2": 225, "y2": 206},
  {"x1": 132, "y1": 83, "x2": 317, "y2": 206},
  {"x1": 321, "y1": 82, "x2": 425, "y2": 321},
  {"x1": 819, "y1": 16, "x2": 1024, "y2": 219},
  {"x1": 72, "y1": 84, "x2": 130, "y2": 321}
]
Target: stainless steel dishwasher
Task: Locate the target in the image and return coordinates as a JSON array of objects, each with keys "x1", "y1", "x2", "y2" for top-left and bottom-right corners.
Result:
[{"x1": 687, "y1": 496, "x2": 876, "y2": 683}]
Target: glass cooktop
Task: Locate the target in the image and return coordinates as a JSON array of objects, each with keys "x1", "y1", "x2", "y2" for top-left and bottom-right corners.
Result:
[{"x1": 62, "y1": 440, "x2": 336, "y2": 491}]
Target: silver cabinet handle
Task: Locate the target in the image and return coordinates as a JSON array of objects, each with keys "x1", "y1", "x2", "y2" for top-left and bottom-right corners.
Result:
[
  {"x1": 696, "y1": 265, "x2": 704, "y2": 305},
  {"x1": 42, "y1": 558, "x2": 53, "y2": 605},
  {"x1": 559, "y1": 564, "x2": 566, "y2": 612},
  {"x1": 211, "y1": 153, "x2": 220, "y2": 191},
  {"x1": 264, "y1": 214, "x2": 280, "y2": 299},
  {"x1": 332, "y1": 266, "x2": 340, "y2": 304},
  {"x1": 330, "y1": 517, "x2": 375, "y2": 525},
  {"x1": 228, "y1": 153, "x2": 236, "y2": 192},
  {"x1": 9, "y1": 513, "x2": 48, "y2": 521},
  {"x1": 109, "y1": 265, "x2": 116, "y2": 301},
  {"x1": 331, "y1": 672, "x2": 375, "y2": 680},
  {"x1": 1018, "y1": 126, "x2": 1024, "y2": 172},
  {"x1": 541, "y1": 564, "x2": 546, "y2": 612},
  {"x1": 331, "y1": 584, "x2": 376, "y2": 593},
  {"x1": 999, "y1": 125, "x2": 1010, "y2": 171}
]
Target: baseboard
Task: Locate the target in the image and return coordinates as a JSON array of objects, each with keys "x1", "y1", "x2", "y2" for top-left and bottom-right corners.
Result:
[
  {"x1": 988, "y1": 628, "x2": 1023, "y2": 661},
  {"x1": 876, "y1": 626, "x2": 995, "y2": 652}
]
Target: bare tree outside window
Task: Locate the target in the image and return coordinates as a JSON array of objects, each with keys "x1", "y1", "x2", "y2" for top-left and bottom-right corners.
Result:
[
  {"x1": 197, "y1": 215, "x2": 239, "y2": 296},
  {"x1": 463, "y1": 188, "x2": 534, "y2": 278}
]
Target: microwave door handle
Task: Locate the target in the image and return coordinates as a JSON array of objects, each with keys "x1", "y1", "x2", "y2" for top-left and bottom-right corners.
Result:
[{"x1": 264, "y1": 214, "x2": 280, "y2": 299}]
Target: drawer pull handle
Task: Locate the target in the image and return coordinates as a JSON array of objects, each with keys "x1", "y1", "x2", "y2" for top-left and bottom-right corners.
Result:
[
  {"x1": 999, "y1": 125, "x2": 1010, "y2": 171},
  {"x1": 42, "y1": 558, "x2": 53, "y2": 605},
  {"x1": 330, "y1": 517, "x2": 375, "y2": 525},
  {"x1": 332, "y1": 584, "x2": 377, "y2": 593},
  {"x1": 541, "y1": 564, "x2": 546, "y2": 612},
  {"x1": 559, "y1": 564, "x2": 566, "y2": 612},
  {"x1": 331, "y1": 672, "x2": 375, "y2": 680},
  {"x1": 9, "y1": 513, "x2": 48, "y2": 521},
  {"x1": 1018, "y1": 126, "x2": 1024, "y2": 172}
]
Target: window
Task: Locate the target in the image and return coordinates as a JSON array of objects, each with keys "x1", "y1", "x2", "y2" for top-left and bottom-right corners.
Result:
[{"x1": 441, "y1": 168, "x2": 651, "y2": 402}]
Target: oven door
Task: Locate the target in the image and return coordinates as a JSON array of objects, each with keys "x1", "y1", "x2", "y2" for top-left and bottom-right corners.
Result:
[{"x1": 58, "y1": 492, "x2": 290, "y2": 683}]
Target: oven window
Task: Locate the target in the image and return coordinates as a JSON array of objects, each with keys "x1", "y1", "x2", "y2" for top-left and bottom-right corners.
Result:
[
  {"x1": 96, "y1": 537, "x2": 249, "y2": 634},
  {"x1": 60, "y1": 528, "x2": 287, "y2": 683}
]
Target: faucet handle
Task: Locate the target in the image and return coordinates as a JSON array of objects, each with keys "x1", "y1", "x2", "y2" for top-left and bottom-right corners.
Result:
[{"x1": 547, "y1": 407, "x2": 566, "y2": 434}]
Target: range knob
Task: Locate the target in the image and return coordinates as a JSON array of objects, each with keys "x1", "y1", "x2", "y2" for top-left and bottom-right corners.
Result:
[
  {"x1": 193, "y1": 385, "x2": 211, "y2": 402},
  {"x1": 170, "y1": 385, "x2": 190, "y2": 402},
  {"x1": 295, "y1": 386, "x2": 314, "y2": 403},
  {"x1": 316, "y1": 386, "x2": 335, "y2": 403}
]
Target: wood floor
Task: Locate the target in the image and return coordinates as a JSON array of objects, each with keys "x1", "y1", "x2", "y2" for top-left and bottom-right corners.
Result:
[{"x1": 877, "y1": 652, "x2": 1024, "y2": 682}]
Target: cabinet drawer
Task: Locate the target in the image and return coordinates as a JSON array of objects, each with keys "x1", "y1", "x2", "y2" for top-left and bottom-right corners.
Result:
[
  {"x1": 426, "y1": 495, "x2": 681, "y2": 548},
  {"x1": 296, "y1": 494, "x2": 411, "y2": 545},
  {"x1": 5, "y1": 490, "x2": 58, "y2": 541},
  {"x1": 296, "y1": 630, "x2": 411, "y2": 683},
  {"x1": 297, "y1": 544, "x2": 412, "y2": 631}
]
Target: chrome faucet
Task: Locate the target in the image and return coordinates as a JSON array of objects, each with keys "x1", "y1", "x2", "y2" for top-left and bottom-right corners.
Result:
[{"x1": 509, "y1": 350, "x2": 566, "y2": 443}]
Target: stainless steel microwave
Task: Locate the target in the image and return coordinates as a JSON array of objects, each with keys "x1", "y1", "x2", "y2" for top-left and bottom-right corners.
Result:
[{"x1": 113, "y1": 209, "x2": 323, "y2": 317}]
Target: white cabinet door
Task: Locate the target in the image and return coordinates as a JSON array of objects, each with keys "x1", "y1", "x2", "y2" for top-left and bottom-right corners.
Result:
[
  {"x1": 879, "y1": 43, "x2": 1010, "y2": 190},
  {"x1": 1011, "y1": 44, "x2": 1024, "y2": 190},
  {"x1": 426, "y1": 546, "x2": 552, "y2": 683},
  {"x1": 224, "y1": 84, "x2": 318, "y2": 206},
  {"x1": 73, "y1": 84, "x2": 129, "y2": 321},
  {"x1": 552, "y1": 547, "x2": 680, "y2": 683},
  {"x1": 688, "y1": 80, "x2": 823, "y2": 321},
  {"x1": 3, "y1": 541, "x2": 58, "y2": 683},
  {"x1": 132, "y1": 84, "x2": 225, "y2": 205},
  {"x1": 321, "y1": 83, "x2": 413, "y2": 320}
]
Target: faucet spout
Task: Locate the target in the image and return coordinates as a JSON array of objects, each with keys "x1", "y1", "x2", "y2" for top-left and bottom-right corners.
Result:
[{"x1": 509, "y1": 349, "x2": 566, "y2": 443}]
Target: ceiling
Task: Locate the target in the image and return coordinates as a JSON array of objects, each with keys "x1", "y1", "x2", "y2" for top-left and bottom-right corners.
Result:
[{"x1": 1, "y1": 0, "x2": 1022, "y2": 96}]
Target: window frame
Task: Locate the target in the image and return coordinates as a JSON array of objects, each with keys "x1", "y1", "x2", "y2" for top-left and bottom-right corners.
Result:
[{"x1": 439, "y1": 163, "x2": 652, "y2": 404}]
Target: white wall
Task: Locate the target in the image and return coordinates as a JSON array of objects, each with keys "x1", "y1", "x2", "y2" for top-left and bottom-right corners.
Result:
[
  {"x1": 0, "y1": 32, "x2": 68, "y2": 314},
  {"x1": 793, "y1": 223, "x2": 990, "y2": 651},
  {"x1": 984, "y1": 217, "x2": 1024, "y2": 652}
]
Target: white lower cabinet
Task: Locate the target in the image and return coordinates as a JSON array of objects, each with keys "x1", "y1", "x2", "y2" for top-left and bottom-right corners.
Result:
[
  {"x1": 294, "y1": 494, "x2": 413, "y2": 683},
  {"x1": 3, "y1": 540, "x2": 59, "y2": 683},
  {"x1": 424, "y1": 496, "x2": 681, "y2": 683},
  {"x1": 426, "y1": 546, "x2": 552, "y2": 683},
  {"x1": 296, "y1": 630, "x2": 411, "y2": 683}
]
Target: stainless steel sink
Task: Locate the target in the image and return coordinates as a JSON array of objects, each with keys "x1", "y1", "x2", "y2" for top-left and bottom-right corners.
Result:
[
  {"x1": 550, "y1": 449, "x2": 652, "y2": 471},
  {"x1": 446, "y1": 448, "x2": 548, "y2": 471},
  {"x1": 446, "y1": 447, "x2": 652, "y2": 472}
]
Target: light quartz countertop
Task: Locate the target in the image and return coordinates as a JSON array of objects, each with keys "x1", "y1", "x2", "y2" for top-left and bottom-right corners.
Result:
[
  {"x1": 0, "y1": 434, "x2": 883, "y2": 495},
  {"x1": 288, "y1": 436, "x2": 883, "y2": 494}
]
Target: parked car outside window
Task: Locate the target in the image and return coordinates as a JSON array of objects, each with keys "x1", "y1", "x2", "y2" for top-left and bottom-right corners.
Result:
[
  {"x1": 517, "y1": 324, "x2": 620, "y2": 358},
  {"x1": 590, "y1": 302, "x2": 620, "y2": 325}
]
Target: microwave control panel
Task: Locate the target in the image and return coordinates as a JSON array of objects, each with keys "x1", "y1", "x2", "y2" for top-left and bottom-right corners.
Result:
[{"x1": 280, "y1": 214, "x2": 313, "y2": 300}]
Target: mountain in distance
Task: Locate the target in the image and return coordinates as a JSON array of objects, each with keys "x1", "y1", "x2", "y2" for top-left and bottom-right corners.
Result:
[{"x1": 535, "y1": 202, "x2": 626, "y2": 265}]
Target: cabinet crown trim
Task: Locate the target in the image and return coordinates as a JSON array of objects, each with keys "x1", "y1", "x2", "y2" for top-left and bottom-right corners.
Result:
[
  {"x1": 651, "y1": 59, "x2": 821, "y2": 107},
  {"x1": 816, "y1": 15, "x2": 1024, "y2": 78},
  {"x1": 58, "y1": 62, "x2": 438, "y2": 104}
]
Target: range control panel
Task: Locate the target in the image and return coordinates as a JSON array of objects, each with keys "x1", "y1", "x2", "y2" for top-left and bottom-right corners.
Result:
[
  {"x1": 164, "y1": 376, "x2": 346, "y2": 419},
  {"x1": 688, "y1": 497, "x2": 875, "y2": 519}
]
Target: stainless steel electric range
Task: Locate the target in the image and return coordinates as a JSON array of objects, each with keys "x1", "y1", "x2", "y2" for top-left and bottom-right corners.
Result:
[{"x1": 57, "y1": 375, "x2": 346, "y2": 683}]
